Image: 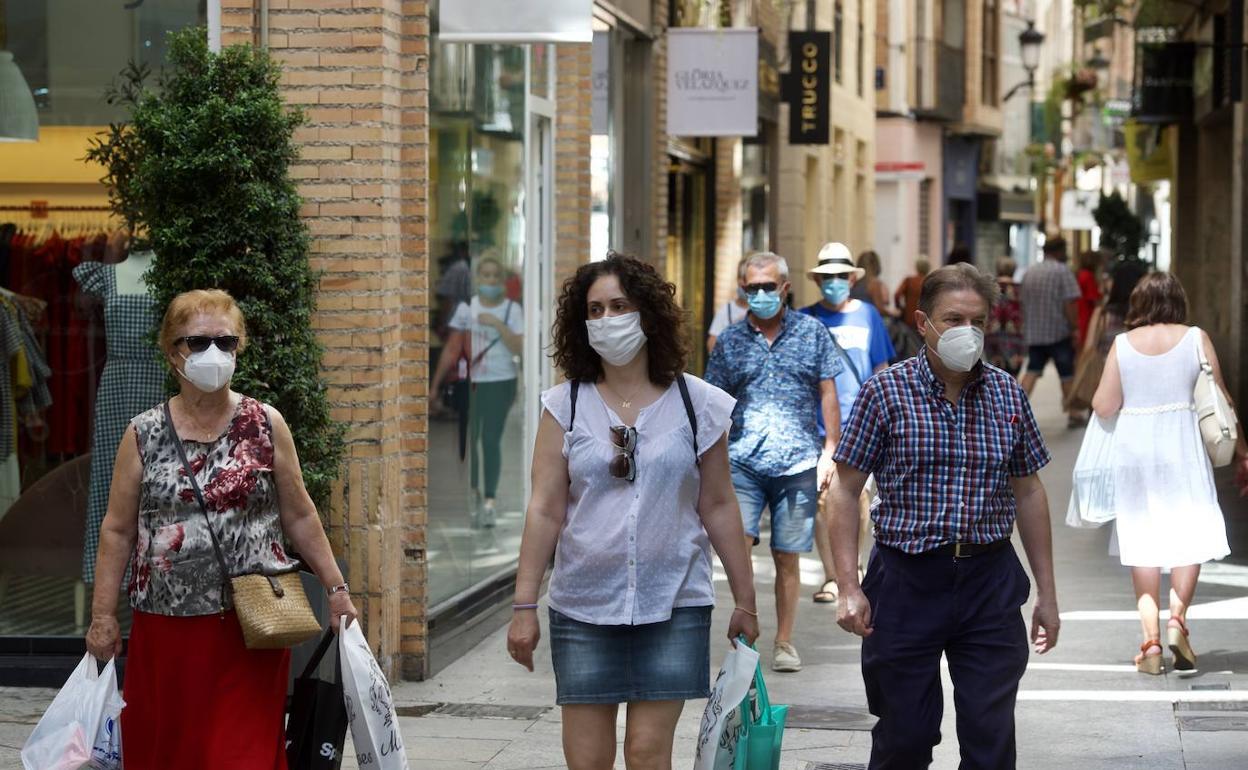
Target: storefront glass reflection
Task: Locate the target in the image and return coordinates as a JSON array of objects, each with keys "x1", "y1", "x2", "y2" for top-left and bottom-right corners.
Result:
[{"x1": 428, "y1": 41, "x2": 530, "y2": 608}]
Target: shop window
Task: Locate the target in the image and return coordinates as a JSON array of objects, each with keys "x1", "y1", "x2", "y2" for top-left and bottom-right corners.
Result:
[
  {"x1": 981, "y1": 0, "x2": 999, "y2": 106},
  {"x1": 741, "y1": 141, "x2": 770, "y2": 254},
  {"x1": 428, "y1": 39, "x2": 532, "y2": 608}
]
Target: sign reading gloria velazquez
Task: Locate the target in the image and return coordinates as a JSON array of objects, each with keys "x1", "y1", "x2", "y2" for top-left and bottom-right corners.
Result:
[
  {"x1": 666, "y1": 28, "x2": 759, "y2": 137},
  {"x1": 783, "y1": 31, "x2": 830, "y2": 145}
]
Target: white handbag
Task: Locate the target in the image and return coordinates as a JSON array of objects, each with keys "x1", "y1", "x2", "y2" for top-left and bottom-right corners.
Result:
[{"x1": 1194, "y1": 335, "x2": 1237, "y2": 468}]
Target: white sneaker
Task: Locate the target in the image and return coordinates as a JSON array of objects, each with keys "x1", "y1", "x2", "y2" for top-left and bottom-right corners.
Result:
[{"x1": 772, "y1": 641, "x2": 802, "y2": 672}]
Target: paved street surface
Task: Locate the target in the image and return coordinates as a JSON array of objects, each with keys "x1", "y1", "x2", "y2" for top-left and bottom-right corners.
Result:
[{"x1": 3, "y1": 373, "x2": 1247, "y2": 768}]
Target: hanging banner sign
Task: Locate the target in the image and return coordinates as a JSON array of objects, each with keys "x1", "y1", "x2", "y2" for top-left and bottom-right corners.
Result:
[
  {"x1": 1060, "y1": 190, "x2": 1099, "y2": 231},
  {"x1": 1124, "y1": 120, "x2": 1173, "y2": 184},
  {"x1": 666, "y1": 28, "x2": 759, "y2": 137},
  {"x1": 1132, "y1": 34, "x2": 1194, "y2": 123},
  {"x1": 783, "y1": 31, "x2": 831, "y2": 145},
  {"x1": 439, "y1": 0, "x2": 593, "y2": 43}
]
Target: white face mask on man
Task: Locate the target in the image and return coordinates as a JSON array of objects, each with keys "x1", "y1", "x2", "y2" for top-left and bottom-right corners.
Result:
[
  {"x1": 585, "y1": 311, "x2": 647, "y2": 366},
  {"x1": 179, "y1": 343, "x2": 237, "y2": 392},
  {"x1": 928, "y1": 323, "x2": 985, "y2": 372}
]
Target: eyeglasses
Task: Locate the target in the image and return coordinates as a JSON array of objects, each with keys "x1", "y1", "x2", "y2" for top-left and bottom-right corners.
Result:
[
  {"x1": 743, "y1": 282, "x2": 779, "y2": 294},
  {"x1": 609, "y1": 425, "x2": 637, "y2": 482},
  {"x1": 175, "y1": 335, "x2": 241, "y2": 354}
]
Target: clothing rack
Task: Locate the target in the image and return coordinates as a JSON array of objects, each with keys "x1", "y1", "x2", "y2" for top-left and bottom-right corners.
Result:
[{"x1": 0, "y1": 203, "x2": 114, "y2": 220}]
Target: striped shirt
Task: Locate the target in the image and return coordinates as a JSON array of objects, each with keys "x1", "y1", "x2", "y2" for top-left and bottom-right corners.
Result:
[{"x1": 834, "y1": 350, "x2": 1051, "y2": 553}]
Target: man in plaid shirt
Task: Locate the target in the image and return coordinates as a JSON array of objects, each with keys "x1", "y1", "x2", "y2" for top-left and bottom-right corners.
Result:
[
  {"x1": 825, "y1": 263, "x2": 1060, "y2": 769},
  {"x1": 1020, "y1": 236, "x2": 1083, "y2": 427}
]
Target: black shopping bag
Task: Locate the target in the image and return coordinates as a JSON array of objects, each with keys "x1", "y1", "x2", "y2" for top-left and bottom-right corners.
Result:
[{"x1": 286, "y1": 629, "x2": 348, "y2": 770}]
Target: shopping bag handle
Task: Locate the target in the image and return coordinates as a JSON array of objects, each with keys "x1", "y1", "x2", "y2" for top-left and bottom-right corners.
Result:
[
  {"x1": 734, "y1": 636, "x2": 776, "y2": 729},
  {"x1": 299, "y1": 628, "x2": 338, "y2": 679}
]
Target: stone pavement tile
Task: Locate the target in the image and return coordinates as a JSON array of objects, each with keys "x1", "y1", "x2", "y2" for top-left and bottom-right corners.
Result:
[
  {"x1": 1178, "y1": 730, "x2": 1248, "y2": 770},
  {"x1": 1014, "y1": 700, "x2": 1184, "y2": 769}
]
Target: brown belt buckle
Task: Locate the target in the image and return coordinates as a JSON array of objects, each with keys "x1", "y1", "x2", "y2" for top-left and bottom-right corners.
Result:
[{"x1": 954, "y1": 542, "x2": 970, "y2": 559}]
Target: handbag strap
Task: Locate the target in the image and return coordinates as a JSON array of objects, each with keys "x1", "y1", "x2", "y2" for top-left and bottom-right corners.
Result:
[
  {"x1": 1195, "y1": 331, "x2": 1232, "y2": 436},
  {"x1": 163, "y1": 399, "x2": 233, "y2": 604},
  {"x1": 676, "y1": 373, "x2": 700, "y2": 465},
  {"x1": 298, "y1": 628, "x2": 338, "y2": 679}
]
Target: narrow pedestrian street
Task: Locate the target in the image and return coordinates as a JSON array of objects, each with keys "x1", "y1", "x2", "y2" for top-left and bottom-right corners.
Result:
[{"x1": 2, "y1": 374, "x2": 1246, "y2": 769}]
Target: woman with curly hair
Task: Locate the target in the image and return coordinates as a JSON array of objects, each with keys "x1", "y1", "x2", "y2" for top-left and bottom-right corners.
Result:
[{"x1": 506, "y1": 252, "x2": 759, "y2": 768}]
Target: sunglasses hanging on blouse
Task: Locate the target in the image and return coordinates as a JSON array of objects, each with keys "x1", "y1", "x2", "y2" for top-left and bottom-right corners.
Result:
[{"x1": 609, "y1": 425, "x2": 637, "y2": 482}]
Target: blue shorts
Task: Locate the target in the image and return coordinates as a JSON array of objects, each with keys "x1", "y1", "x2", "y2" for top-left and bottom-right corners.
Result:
[
  {"x1": 549, "y1": 606, "x2": 711, "y2": 705},
  {"x1": 1026, "y1": 338, "x2": 1076, "y2": 379},
  {"x1": 731, "y1": 463, "x2": 819, "y2": 553}
]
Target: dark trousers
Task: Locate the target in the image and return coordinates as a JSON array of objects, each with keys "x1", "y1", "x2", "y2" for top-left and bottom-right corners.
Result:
[
  {"x1": 468, "y1": 378, "x2": 517, "y2": 498},
  {"x1": 861, "y1": 543, "x2": 1031, "y2": 770}
]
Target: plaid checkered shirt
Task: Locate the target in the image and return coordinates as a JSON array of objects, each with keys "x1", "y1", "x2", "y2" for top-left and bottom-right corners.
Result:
[
  {"x1": 833, "y1": 349, "x2": 1051, "y2": 554},
  {"x1": 1020, "y1": 258, "x2": 1081, "y2": 346}
]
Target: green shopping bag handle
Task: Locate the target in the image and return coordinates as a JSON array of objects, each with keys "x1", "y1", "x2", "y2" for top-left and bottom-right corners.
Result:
[{"x1": 735, "y1": 636, "x2": 777, "y2": 729}]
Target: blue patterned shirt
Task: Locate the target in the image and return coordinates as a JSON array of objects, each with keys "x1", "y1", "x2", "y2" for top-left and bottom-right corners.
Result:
[
  {"x1": 704, "y1": 309, "x2": 843, "y2": 477},
  {"x1": 834, "y1": 349, "x2": 1051, "y2": 553}
]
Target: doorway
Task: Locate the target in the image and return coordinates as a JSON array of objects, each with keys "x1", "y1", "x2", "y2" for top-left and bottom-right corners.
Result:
[{"x1": 667, "y1": 157, "x2": 711, "y2": 373}]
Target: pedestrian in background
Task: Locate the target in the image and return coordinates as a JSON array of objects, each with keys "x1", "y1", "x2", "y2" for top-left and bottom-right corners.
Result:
[
  {"x1": 985, "y1": 256, "x2": 1026, "y2": 376},
  {"x1": 1091, "y1": 272, "x2": 1239, "y2": 674},
  {"x1": 799, "y1": 243, "x2": 895, "y2": 605},
  {"x1": 506, "y1": 253, "x2": 758, "y2": 768},
  {"x1": 850, "y1": 249, "x2": 893, "y2": 314},
  {"x1": 1075, "y1": 250, "x2": 1105, "y2": 346},
  {"x1": 705, "y1": 251, "x2": 843, "y2": 673},
  {"x1": 827, "y1": 263, "x2": 1061, "y2": 768},
  {"x1": 894, "y1": 255, "x2": 930, "y2": 330},
  {"x1": 1020, "y1": 237, "x2": 1084, "y2": 427},
  {"x1": 1082, "y1": 260, "x2": 1147, "y2": 360},
  {"x1": 706, "y1": 256, "x2": 750, "y2": 352},
  {"x1": 85, "y1": 289, "x2": 358, "y2": 770}
]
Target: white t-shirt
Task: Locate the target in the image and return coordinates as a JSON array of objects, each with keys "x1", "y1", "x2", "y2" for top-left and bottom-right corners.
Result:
[
  {"x1": 708, "y1": 300, "x2": 748, "y2": 337},
  {"x1": 448, "y1": 297, "x2": 524, "y2": 382}
]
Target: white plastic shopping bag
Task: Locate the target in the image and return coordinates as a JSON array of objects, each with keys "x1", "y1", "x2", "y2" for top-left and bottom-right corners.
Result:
[
  {"x1": 21, "y1": 654, "x2": 122, "y2": 770},
  {"x1": 1066, "y1": 415, "x2": 1117, "y2": 528},
  {"x1": 339, "y1": 618, "x2": 409, "y2": 770},
  {"x1": 694, "y1": 640, "x2": 760, "y2": 770},
  {"x1": 88, "y1": 686, "x2": 124, "y2": 770}
]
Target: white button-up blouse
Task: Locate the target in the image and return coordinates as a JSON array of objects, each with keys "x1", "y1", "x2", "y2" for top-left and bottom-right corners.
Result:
[{"x1": 540, "y1": 374, "x2": 736, "y2": 626}]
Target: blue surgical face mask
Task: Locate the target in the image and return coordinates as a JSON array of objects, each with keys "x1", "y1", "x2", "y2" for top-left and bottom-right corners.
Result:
[
  {"x1": 478, "y1": 284, "x2": 505, "y2": 301},
  {"x1": 748, "y1": 288, "x2": 783, "y2": 320},
  {"x1": 821, "y1": 278, "x2": 851, "y2": 306}
]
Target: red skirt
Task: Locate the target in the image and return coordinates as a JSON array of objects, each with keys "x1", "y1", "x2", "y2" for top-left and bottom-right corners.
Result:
[{"x1": 121, "y1": 610, "x2": 290, "y2": 770}]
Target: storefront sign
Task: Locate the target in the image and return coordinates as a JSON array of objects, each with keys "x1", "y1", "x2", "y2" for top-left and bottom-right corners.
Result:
[
  {"x1": 1060, "y1": 190, "x2": 1099, "y2": 231},
  {"x1": 783, "y1": 31, "x2": 830, "y2": 145},
  {"x1": 439, "y1": 0, "x2": 593, "y2": 43},
  {"x1": 592, "y1": 32, "x2": 609, "y2": 135},
  {"x1": 666, "y1": 28, "x2": 759, "y2": 137},
  {"x1": 1124, "y1": 120, "x2": 1173, "y2": 183},
  {"x1": 1132, "y1": 34, "x2": 1194, "y2": 123}
]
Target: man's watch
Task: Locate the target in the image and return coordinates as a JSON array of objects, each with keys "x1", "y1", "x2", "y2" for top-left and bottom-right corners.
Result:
[{"x1": 328, "y1": 582, "x2": 350, "y2": 595}]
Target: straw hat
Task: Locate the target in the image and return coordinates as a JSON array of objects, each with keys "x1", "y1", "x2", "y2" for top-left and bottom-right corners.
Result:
[{"x1": 808, "y1": 242, "x2": 865, "y2": 280}]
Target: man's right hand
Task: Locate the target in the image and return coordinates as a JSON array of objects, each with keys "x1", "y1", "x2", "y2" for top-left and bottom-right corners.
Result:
[
  {"x1": 836, "y1": 586, "x2": 874, "y2": 638},
  {"x1": 85, "y1": 616, "x2": 122, "y2": 661}
]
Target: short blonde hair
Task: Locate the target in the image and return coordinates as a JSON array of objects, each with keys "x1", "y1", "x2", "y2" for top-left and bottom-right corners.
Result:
[{"x1": 160, "y1": 289, "x2": 248, "y2": 354}]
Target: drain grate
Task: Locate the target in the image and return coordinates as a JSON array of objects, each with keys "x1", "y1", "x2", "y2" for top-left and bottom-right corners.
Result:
[
  {"x1": 803, "y1": 763, "x2": 868, "y2": 770},
  {"x1": 1189, "y1": 683, "x2": 1230, "y2": 691},
  {"x1": 785, "y1": 706, "x2": 876, "y2": 732},
  {"x1": 395, "y1": 702, "x2": 549, "y2": 720},
  {"x1": 1176, "y1": 714, "x2": 1248, "y2": 732},
  {"x1": 1176, "y1": 700, "x2": 1247, "y2": 712}
]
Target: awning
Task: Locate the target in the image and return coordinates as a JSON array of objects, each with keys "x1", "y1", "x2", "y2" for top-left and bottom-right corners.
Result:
[{"x1": 439, "y1": 0, "x2": 594, "y2": 43}]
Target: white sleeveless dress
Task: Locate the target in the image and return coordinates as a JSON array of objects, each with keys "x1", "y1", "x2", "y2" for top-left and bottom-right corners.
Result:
[{"x1": 1112, "y1": 327, "x2": 1230, "y2": 567}]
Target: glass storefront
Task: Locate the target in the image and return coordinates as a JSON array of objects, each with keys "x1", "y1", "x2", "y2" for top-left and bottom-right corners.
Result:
[{"x1": 0, "y1": 1, "x2": 207, "y2": 641}]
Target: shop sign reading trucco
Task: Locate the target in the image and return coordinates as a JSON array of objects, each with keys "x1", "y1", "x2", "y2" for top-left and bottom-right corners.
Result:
[
  {"x1": 783, "y1": 31, "x2": 830, "y2": 145},
  {"x1": 666, "y1": 28, "x2": 759, "y2": 137}
]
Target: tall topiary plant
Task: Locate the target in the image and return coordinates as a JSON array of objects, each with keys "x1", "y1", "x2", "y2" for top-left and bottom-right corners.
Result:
[
  {"x1": 87, "y1": 29, "x2": 344, "y2": 505},
  {"x1": 1094, "y1": 191, "x2": 1144, "y2": 260}
]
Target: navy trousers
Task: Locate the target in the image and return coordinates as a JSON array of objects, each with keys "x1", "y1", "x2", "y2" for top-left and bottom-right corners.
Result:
[{"x1": 860, "y1": 543, "x2": 1031, "y2": 770}]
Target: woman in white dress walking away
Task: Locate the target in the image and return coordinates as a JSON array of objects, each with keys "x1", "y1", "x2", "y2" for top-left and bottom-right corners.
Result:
[{"x1": 1092, "y1": 272, "x2": 1243, "y2": 674}]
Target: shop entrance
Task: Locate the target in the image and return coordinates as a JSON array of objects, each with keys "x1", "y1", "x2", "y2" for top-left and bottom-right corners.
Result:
[{"x1": 666, "y1": 152, "x2": 711, "y2": 374}]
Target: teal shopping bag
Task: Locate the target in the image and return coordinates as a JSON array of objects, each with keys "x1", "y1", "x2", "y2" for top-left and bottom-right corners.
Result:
[{"x1": 732, "y1": 657, "x2": 789, "y2": 770}]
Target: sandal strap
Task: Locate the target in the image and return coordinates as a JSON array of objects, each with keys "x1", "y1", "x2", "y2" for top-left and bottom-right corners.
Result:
[
  {"x1": 1140, "y1": 639, "x2": 1161, "y2": 654},
  {"x1": 1168, "y1": 617, "x2": 1189, "y2": 636}
]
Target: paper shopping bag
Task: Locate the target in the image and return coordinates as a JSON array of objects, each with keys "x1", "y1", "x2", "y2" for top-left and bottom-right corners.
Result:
[
  {"x1": 339, "y1": 618, "x2": 409, "y2": 770},
  {"x1": 288, "y1": 629, "x2": 348, "y2": 770},
  {"x1": 694, "y1": 640, "x2": 759, "y2": 770}
]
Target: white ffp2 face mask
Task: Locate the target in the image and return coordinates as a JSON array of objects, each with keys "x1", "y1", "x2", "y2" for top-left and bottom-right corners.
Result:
[
  {"x1": 180, "y1": 344, "x2": 237, "y2": 392},
  {"x1": 931, "y1": 324, "x2": 985, "y2": 372},
  {"x1": 585, "y1": 311, "x2": 647, "y2": 366}
]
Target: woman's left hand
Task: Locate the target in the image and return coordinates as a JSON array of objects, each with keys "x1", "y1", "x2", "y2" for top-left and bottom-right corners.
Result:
[
  {"x1": 727, "y1": 608, "x2": 760, "y2": 646},
  {"x1": 329, "y1": 590, "x2": 359, "y2": 632}
]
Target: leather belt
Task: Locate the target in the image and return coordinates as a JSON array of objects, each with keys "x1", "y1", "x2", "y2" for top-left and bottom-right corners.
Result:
[{"x1": 927, "y1": 538, "x2": 1011, "y2": 559}]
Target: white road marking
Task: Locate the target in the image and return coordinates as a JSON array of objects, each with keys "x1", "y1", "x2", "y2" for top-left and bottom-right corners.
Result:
[{"x1": 1018, "y1": 690, "x2": 1248, "y2": 703}]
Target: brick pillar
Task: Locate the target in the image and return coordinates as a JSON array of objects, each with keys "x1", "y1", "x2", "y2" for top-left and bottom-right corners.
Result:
[
  {"x1": 653, "y1": 0, "x2": 671, "y2": 274},
  {"x1": 224, "y1": 0, "x2": 429, "y2": 679},
  {"x1": 555, "y1": 43, "x2": 593, "y2": 288},
  {"x1": 712, "y1": 137, "x2": 743, "y2": 308}
]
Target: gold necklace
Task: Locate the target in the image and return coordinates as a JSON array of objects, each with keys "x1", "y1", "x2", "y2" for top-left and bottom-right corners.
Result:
[{"x1": 602, "y1": 381, "x2": 643, "y2": 409}]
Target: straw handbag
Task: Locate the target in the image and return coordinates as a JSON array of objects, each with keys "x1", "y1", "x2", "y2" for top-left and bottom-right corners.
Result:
[{"x1": 165, "y1": 401, "x2": 321, "y2": 649}]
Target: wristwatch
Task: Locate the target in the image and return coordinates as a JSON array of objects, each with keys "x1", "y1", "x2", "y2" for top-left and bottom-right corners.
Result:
[{"x1": 328, "y1": 582, "x2": 350, "y2": 595}]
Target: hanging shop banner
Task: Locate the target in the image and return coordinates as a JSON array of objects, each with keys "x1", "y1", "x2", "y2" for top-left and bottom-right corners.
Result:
[
  {"x1": 1124, "y1": 120, "x2": 1173, "y2": 184},
  {"x1": 666, "y1": 28, "x2": 759, "y2": 137},
  {"x1": 439, "y1": 0, "x2": 593, "y2": 43},
  {"x1": 1132, "y1": 33, "x2": 1194, "y2": 123},
  {"x1": 783, "y1": 31, "x2": 831, "y2": 145},
  {"x1": 592, "y1": 32, "x2": 609, "y2": 135},
  {"x1": 1060, "y1": 190, "x2": 1099, "y2": 231}
]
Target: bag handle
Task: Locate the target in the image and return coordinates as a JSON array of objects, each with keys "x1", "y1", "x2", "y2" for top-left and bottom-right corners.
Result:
[
  {"x1": 299, "y1": 628, "x2": 339, "y2": 680},
  {"x1": 163, "y1": 399, "x2": 234, "y2": 606},
  {"x1": 1195, "y1": 331, "x2": 1232, "y2": 439},
  {"x1": 676, "y1": 373, "x2": 700, "y2": 464},
  {"x1": 734, "y1": 638, "x2": 777, "y2": 730}
]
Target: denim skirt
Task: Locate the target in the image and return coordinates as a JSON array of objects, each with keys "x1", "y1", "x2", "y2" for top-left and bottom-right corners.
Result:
[{"x1": 549, "y1": 606, "x2": 712, "y2": 705}]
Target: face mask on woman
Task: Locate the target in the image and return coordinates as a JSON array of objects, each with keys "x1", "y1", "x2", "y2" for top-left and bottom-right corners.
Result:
[
  {"x1": 748, "y1": 289, "x2": 783, "y2": 320},
  {"x1": 929, "y1": 323, "x2": 984, "y2": 372},
  {"x1": 478, "y1": 284, "x2": 505, "y2": 301},
  {"x1": 821, "y1": 278, "x2": 851, "y2": 306},
  {"x1": 586, "y1": 311, "x2": 647, "y2": 366},
  {"x1": 180, "y1": 343, "x2": 236, "y2": 392}
]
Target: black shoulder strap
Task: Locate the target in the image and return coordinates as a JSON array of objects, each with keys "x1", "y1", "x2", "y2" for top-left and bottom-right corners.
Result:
[
  {"x1": 676, "y1": 374, "x2": 700, "y2": 465},
  {"x1": 826, "y1": 329, "x2": 864, "y2": 387},
  {"x1": 569, "y1": 380, "x2": 579, "y2": 430}
]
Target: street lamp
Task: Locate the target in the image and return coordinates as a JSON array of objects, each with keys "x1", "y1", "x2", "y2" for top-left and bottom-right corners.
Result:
[
  {"x1": 1005, "y1": 21, "x2": 1046, "y2": 101},
  {"x1": 1087, "y1": 47, "x2": 1111, "y2": 90}
]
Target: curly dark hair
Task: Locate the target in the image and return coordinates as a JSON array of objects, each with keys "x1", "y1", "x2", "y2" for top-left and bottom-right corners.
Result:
[{"x1": 552, "y1": 252, "x2": 689, "y2": 386}]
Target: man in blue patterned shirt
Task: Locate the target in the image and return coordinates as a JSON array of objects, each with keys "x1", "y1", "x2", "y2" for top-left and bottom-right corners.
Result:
[
  {"x1": 705, "y1": 251, "x2": 843, "y2": 673},
  {"x1": 825, "y1": 263, "x2": 1060, "y2": 769}
]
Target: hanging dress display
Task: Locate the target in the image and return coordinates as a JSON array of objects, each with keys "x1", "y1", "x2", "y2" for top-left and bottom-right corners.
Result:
[{"x1": 75, "y1": 261, "x2": 166, "y2": 584}]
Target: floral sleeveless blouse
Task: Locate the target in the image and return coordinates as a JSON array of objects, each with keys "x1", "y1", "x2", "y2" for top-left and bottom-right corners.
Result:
[{"x1": 127, "y1": 396, "x2": 299, "y2": 616}]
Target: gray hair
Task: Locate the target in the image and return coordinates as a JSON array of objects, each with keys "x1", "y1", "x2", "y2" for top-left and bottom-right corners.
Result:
[
  {"x1": 918, "y1": 263, "x2": 1000, "y2": 314},
  {"x1": 744, "y1": 251, "x2": 789, "y2": 281}
]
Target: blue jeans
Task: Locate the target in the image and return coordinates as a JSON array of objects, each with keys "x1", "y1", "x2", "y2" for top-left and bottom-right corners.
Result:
[{"x1": 730, "y1": 462, "x2": 819, "y2": 553}]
